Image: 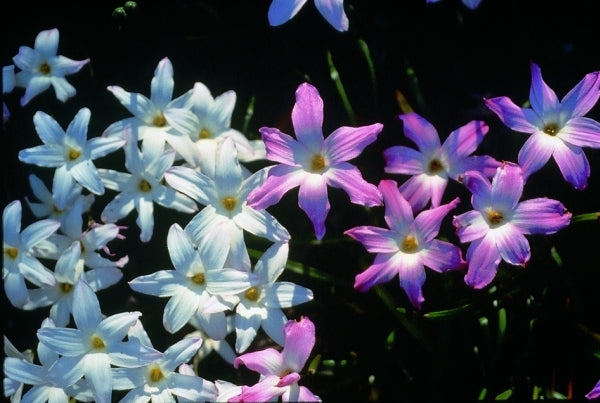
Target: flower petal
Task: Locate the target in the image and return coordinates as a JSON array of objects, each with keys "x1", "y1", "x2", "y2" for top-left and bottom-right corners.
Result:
[
  {"x1": 268, "y1": 0, "x2": 307, "y2": 26},
  {"x1": 314, "y1": 0, "x2": 349, "y2": 31},
  {"x1": 464, "y1": 235, "x2": 501, "y2": 289},
  {"x1": 517, "y1": 132, "x2": 556, "y2": 178},
  {"x1": 484, "y1": 96, "x2": 538, "y2": 133},
  {"x1": 529, "y1": 62, "x2": 560, "y2": 116},
  {"x1": 512, "y1": 198, "x2": 571, "y2": 234},
  {"x1": 282, "y1": 316, "x2": 315, "y2": 372},
  {"x1": 551, "y1": 141, "x2": 590, "y2": 189},
  {"x1": 298, "y1": 174, "x2": 330, "y2": 240},
  {"x1": 379, "y1": 179, "x2": 413, "y2": 233},
  {"x1": 150, "y1": 57, "x2": 174, "y2": 109},
  {"x1": 292, "y1": 83, "x2": 324, "y2": 153},
  {"x1": 560, "y1": 70, "x2": 600, "y2": 118},
  {"x1": 326, "y1": 162, "x2": 382, "y2": 206},
  {"x1": 398, "y1": 112, "x2": 441, "y2": 154},
  {"x1": 246, "y1": 165, "x2": 305, "y2": 210},
  {"x1": 324, "y1": 123, "x2": 383, "y2": 164},
  {"x1": 354, "y1": 252, "x2": 399, "y2": 292},
  {"x1": 344, "y1": 226, "x2": 398, "y2": 253}
]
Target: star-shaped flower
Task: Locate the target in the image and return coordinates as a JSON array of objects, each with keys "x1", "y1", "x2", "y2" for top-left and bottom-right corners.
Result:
[
  {"x1": 484, "y1": 61, "x2": 600, "y2": 189},
  {"x1": 268, "y1": 0, "x2": 349, "y2": 32},
  {"x1": 453, "y1": 162, "x2": 572, "y2": 289},
  {"x1": 345, "y1": 179, "x2": 465, "y2": 309},
  {"x1": 165, "y1": 136, "x2": 290, "y2": 269},
  {"x1": 247, "y1": 82, "x2": 383, "y2": 240},
  {"x1": 103, "y1": 57, "x2": 201, "y2": 166},
  {"x1": 11, "y1": 28, "x2": 89, "y2": 106},
  {"x1": 384, "y1": 112, "x2": 500, "y2": 211},
  {"x1": 18, "y1": 107, "x2": 126, "y2": 204}
]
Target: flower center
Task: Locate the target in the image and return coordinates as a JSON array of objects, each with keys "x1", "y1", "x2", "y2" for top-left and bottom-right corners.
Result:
[
  {"x1": 221, "y1": 196, "x2": 237, "y2": 211},
  {"x1": 428, "y1": 158, "x2": 444, "y2": 174},
  {"x1": 138, "y1": 179, "x2": 152, "y2": 192},
  {"x1": 191, "y1": 273, "x2": 205, "y2": 285},
  {"x1": 148, "y1": 365, "x2": 164, "y2": 383},
  {"x1": 310, "y1": 154, "x2": 326, "y2": 172},
  {"x1": 486, "y1": 208, "x2": 505, "y2": 226},
  {"x1": 543, "y1": 123, "x2": 560, "y2": 136},
  {"x1": 59, "y1": 282, "x2": 73, "y2": 293},
  {"x1": 199, "y1": 128, "x2": 212, "y2": 139},
  {"x1": 153, "y1": 113, "x2": 167, "y2": 127},
  {"x1": 4, "y1": 247, "x2": 19, "y2": 259},
  {"x1": 401, "y1": 234, "x2": 419, "y2": 253},
  {"x1": 68, "y1": 148, "x2": 81, "y2": 161},
  {"x1": 39, "y1": 62, "x2": 51, "y2": 75},
  {"x1": 245, "y1": 286, "x2": 260, "y2": 302},
  {"x1": 91, "y1": 334, "x2": 106, "y2": 350},
  {"x1": 52, "y1": 204, "x2": 63, "y2": 215}
]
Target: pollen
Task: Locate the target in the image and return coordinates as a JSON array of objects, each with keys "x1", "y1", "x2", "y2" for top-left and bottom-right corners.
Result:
[
  {"x1": 138, "y1": 179, "x2": 152, "y2": 192},
  {"x1": 401, "y1": 234, "x2": 419, "y2": 253},
  {"x1": 153, "y1": 113, "x2": 167, "y2": 127},
  {"x1": 4, "y1": 247, "x2": 19, "y2": 259},
  {"x1": 91, "y1": 334, "x2": 105, "y2": 350},
  {"x1": 199, "y1": 128, "x2": 212, "y2": 139},
  {"x1": 59, "y1": 283, "x2": 73, "y2": 293},
  {"x1": 148, "y1": 365, "x2": 164, "y2": 383},
  {"x1": 192, "y1": 273, "x2": 205, "y2": 285},
  {"x1": 39, "y1": 62, "x2": 51, "y2": 75},
  {"x1": 68, "y1": 148, "x2": 81, "y2": 161},
  {"x1": 428, "y1": 158, "x2": 444, "y2": 174},
  {"x1": 486, "y1": 209, "x2": 504, "y2": 226},
  {"x1": 245, "y1": 287, "x2": 260, "y2": 302},
  {"x1": 543, "y1": 123, "x2": 559, "y2": 136},
  {"x1": 221, "y1": 197, "x2": 237, "y2": 211},
  {"x1": 311, "y1": 154, "x2": 326, "y2": 172}
]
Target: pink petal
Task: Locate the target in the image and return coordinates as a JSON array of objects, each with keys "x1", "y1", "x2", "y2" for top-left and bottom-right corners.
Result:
[
  {"x1": 420, "y1": 239, "x2": 466, "y2": 273},
  {"x1": 324, "y1": 123, "x2": 382, "y2": 164},
  {"x1": 344, "y1": 226, "x2": 398, "y2": 253},
  {"x1": 383, "y1": 145, "x2": 424, "y2": 175},
  {"x1": 292, "y1": 83, "x2": 325, "y2": 153},
  {"x1": 298, "y1": 174, "x2": 330, "y2": 240},
  {"x1": 259, "y1": 127, "x2": 300, "y2": 165},
  {"x1": 559, "y1": 117, "x2": 600, "y2": 148},
  {"x1": 517, "y1": 132, "x2": 555, "y2": 178},
  {"x1": 453, "y1": 210, "x2": 488, "y2": 243},
  {"x1": 246, "y1": 165, "x2": 305, "y2": 210},
  {"x1": 461, "y1": 169, "x2": 492, "y2": 211},
  {"x1": 354, "y1": 252, "x2": 400, "y2": 292},
  {"x1": 512, "y1": 198, "x2": 571, "y2": 234},
  {"x1": 397, "y1": 253, "x2": 426, "y2": 310},
  {"x1": 551, "y1": 141, "x2": 590, "y2": 189},
  {"x1": 490, "y1": 162, "x2": 523, "y2": 211},
  {"x1": 398, "y1": 174, "x2": 434, "y2": 212},
  {"x1": 464, "y1": 235, "x2": 501, "y2": 289},
  {"x1": 326, "y1": 162, "x2": 382, "y2": 206},
  {"x1": 234, "y1": 348, "x2": 284, "y2": 375},
  {"x1": 441, "y1": 120, "x2": 489, "y2": 158},
  {"x1": 484, "y1": 96, "x2": 538, "y2": 133},
  {"x1": 282, "y1": 316, "x2": 315, "y2": 372},
  {"x1": 489, "y1": 224, "x2": 530, "y2": 266},
  {"x1": 560, "y1": 70, "x2": 600, "y2": 118},
  {"x1": 414, "y1": 197, "x2": 460, "y2": 242},
  {"x1": 379, "y1": 179, "x2": 414, "y2": 233},
  {"x1": 398, "y1": 112, "x2": 441, "y2": 154},
  {"x1": 529, "y1": 62, "x2": 560, "y2": 116}
]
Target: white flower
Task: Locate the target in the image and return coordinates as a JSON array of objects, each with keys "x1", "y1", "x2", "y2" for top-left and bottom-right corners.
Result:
[
  {"x1": 103, "y1": 57, "x2": 201, "y2": 166},
  {"x1": 3, "y1": 335, "x2": 34, "y2": 403},
  {"x1": 233, "y1": 242, "x2": 314, "y2": 353},
  {"x1": 165, "y1": 136, "x2": 289, "y2": 269},
  {"x1": 36, "y1": 280, "x2": 162, "y2": 403},
  {"x1": 12, "y1": 28, "x2": 89, "y2": 105},
  {"x1": 186, "y1": 312, "x2": 237, "y2": 364},
  {"x1": 98, "y1": 140, "x2": 197, "y2": 242},
  {"x1": 3, "y1": 200, "x2": 60, "y2": 307},
  {"x1": 18, "y1": 108, "x2": 126, "y2": 202},
  {"x1": 128, "y1": 223, "x2": 253, "y2": 334}
]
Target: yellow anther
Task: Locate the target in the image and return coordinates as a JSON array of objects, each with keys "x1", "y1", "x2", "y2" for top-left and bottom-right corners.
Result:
[
  {"x1": 149, "y1": 365, "x2": 164, "y2": 383},
  {"x1": 5, "y1": 247, "x2": 19, "y2": 259},
  {"x1": 245, "y1": 287, "x2": 260, "y2": 302},
  {"x1": 60, "y1": 283, "x2": 73, "y2": 293},
  {"x1": 487, "y1": 209, "x2": 504, "y2": 226},
  {"x1": 192, "y1": 273, "x2": 205, "y2": 285},
  {"x1": 199, "y1": 128, "x2": 212, "y2": 139},
  {"x1": 311, "y1": 154, "x2": 326, "y2": 172},
  {"x1": 153, "y1": 114, "x2": 167, "y2": 127},
  {"x1": 428, "y1": 158, "x2": 444, "y2": 174},
  {"x1": 543, "y1": 123, "x2": 559, "y2": 136},
  {"x1": 91, "y1": 334, "x2": 105, "y2": 350},
  {"x1": 401, "y1": 234, "x2": 419, "y2": 253},
  {"x1": 222, "y1": 197, "x2": 237, "y2": 211},
  {"x1": 138, "y1": 179, "x2": 152, "y2": 192},
  {"x1": 68, "y1": 148, "x2": 81, "y2": 161},
  {"x1": 39, "y1": 62, "x2": 51, "y2": 75}
]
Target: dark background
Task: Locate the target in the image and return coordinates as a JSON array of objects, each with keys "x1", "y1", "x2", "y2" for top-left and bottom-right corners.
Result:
[{"x1": 3, "y1": 0, "x2": 600, "y2": 401}]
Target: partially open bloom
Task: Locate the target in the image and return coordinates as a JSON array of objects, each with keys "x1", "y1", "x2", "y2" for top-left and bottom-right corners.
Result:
[
  {"x1": 453, "y1": 162, "x2": 572, "y2": 289},
  {"x1": 345, "y1": 179, "x2": 465, "y2": 309},
  {"x1": 234, "y1": 316, "x2": 321, "y2": 402},
  {"x1": 18, "y1": 108, "x2": 126, "y2": 203},
  {"x1": 268, "y1": 0, "x2": 349, "y2": 32},
  {"x1": 247, "y1": 82, "x2": 383, "y2": 240},
  {"x1": 485, "y1": 61, "x2": 600, "y2": 189},
  {"x1": 11, "y1": 28, "x2": 89, "y2": 106},
  {"x1": 384, "y1": 112, "x2": 500, "y2": 211}
]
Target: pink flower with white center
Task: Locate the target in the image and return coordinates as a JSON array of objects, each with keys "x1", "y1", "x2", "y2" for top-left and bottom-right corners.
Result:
[
  {"x1": 485, "y1": 61, "x2": 600, "y2": 189},
  {"x1": 345, "y1": 179, "x2": 465, "y2": 309},
  {"x1": 453, "y1": 162, "x2": 572, "y2": 289},
  {"x1": 246, "y1": 82, "x2": 383, "y2": 240},
  {"x1": 384, "y1": 112, "x2": 500, "y2": 212},
  {"x1": 233, "y1": 316, "x2": 321, "y2": 402}
]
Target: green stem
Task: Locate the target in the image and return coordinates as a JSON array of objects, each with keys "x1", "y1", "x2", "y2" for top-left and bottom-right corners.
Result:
[{"x1": 327, "y1": 50, "x2": 357, "y2": 125}]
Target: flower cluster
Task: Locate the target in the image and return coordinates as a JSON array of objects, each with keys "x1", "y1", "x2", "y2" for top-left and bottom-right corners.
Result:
[{"x1": 4, "y1": 1, "x2": 600, "y2": 401}]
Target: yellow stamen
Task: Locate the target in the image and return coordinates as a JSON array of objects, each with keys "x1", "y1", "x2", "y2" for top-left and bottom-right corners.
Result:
[
  {"x1": 153, "y1": 114, "x2": 167, "y2": 127},
  {"x1": 60, "y1": 283, "x2": 73, "y2": 293},
  {"x1": 192, "y1": 273, "x2": 205, "y2": 285},
  {"x1": 221, "y1": 197, "x2": 237, "y2": 211},
  {"x1": 149, "y1": 365, "x2": 164, "y2": 383},
  {"x1": 311, "y1": 154, "x2": 326, "y2": 172},
  {"x1": 138, "y1": 179, "x2": 152, "y2": 192},
  {"x1": 39, "y1": 62, "x2": 51, "y2": 75},
  {"x1": 401, "y1": 234, "x2": 419, "y2": 253},
  {"x1": 199, "y1": 128, "x2": 211, "y2": 139},
  {"x1": 245, "y1": 287, "x2": 260, "y2": 302},
  {"x1": 428, "y1": 158, "x2": 444, "y2": 174},
  {"x1": 487, "y1": 209, "x2": 504, "y2": 226},
  {"x1": 543, "y1": 123, "x2": 559, "y2": 136},
  {"x1": 68, "y1": 148, "x2": 81, "y2": 161},
  {"x1": 91, "y1": 334, "x2": 105, "y2": 350},
  {"x1": 5, "y1": 247, "x2": 19, "y2": 259}
]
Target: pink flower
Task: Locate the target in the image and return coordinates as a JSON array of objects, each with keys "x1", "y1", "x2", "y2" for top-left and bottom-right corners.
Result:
[
  {"x1": 345, "y1": 179, "x2": 465, "y2": 309},
  {"x1": 247, "y1": 82, "x2": 383, "y2": 240}
]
